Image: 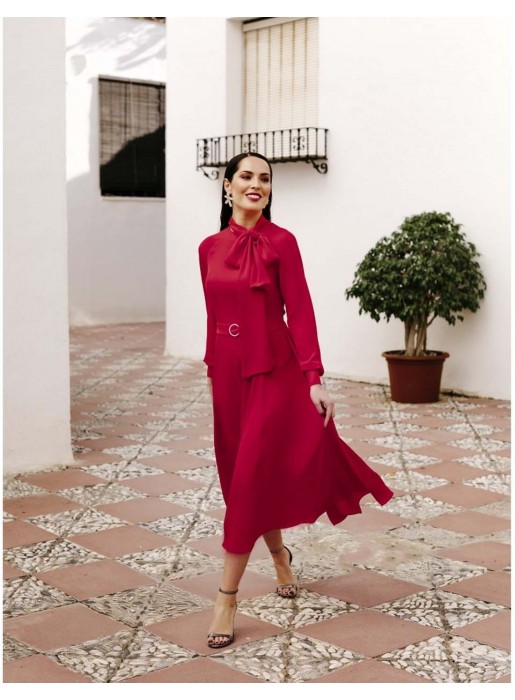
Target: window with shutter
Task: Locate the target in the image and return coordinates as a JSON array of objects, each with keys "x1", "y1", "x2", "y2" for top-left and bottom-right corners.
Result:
[
  {"x1": 243, "y1": 17, "x2": 318, "y2": 133},
  {"x1": 196, "y1": 17, "x2": 327, "y2": 177},
  {"x1": 99, "y1": 77, "x2": 165, "y2": 198}
]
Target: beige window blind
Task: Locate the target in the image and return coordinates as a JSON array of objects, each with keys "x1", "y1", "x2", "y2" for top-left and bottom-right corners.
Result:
[{"x1": 243, "y1": 17, "x2": 318, "y2": 134}]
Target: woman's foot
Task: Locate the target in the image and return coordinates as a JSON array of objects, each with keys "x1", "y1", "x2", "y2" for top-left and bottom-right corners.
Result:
[
  {"x1": 207, "y1": 588, "x2": 238, "y2": 648},
  {"x1": 270, "y1": 545, "x2": 299, "y2": 598}
]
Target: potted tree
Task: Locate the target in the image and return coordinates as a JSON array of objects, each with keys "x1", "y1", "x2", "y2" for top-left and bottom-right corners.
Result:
[{"x1": 345, "y1": 211, "x2": 487, "y2": 403}]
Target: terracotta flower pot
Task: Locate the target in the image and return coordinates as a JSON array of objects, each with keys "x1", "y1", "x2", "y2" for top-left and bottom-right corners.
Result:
[{"x1": 382, "y1": 350, "x2": 450, "y2": 403}]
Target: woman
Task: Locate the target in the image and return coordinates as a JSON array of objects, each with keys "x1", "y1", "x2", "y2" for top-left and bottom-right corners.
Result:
[{"x1": 198, "y1": 152, "x2": 393, "y2": 649}]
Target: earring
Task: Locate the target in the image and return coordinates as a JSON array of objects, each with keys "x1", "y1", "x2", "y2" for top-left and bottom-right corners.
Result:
[{"x1": 224, "y1": 192, "x2": 233, "y2": 208}]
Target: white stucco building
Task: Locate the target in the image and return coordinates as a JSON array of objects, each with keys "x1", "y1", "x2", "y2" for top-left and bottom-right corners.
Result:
[
  {"x1": 66, "y1": 17, "x2": 166, "y2": 325},
  {"x1": 166, "y1": 16, "x2": 510, "y2": 401},
  {"x1": 4, "y1": 18, "x2": 73, "y2": 472},
  {"x1": 3, "y1": 16, "x2": 510, "y2": 474}
]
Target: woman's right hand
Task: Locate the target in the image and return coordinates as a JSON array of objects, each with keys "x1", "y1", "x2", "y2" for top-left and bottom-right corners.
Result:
[{"x1": 207, "y1": 377, "x2": 213, "y2": 400}]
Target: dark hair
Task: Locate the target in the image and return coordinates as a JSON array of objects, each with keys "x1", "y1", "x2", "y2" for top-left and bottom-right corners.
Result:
[{"x1": 219, "y1": 152, "x2": 273, "y2": 230}]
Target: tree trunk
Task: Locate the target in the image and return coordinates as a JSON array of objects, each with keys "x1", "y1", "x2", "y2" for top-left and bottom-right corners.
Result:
[
  {"x1": 405, "y1": 320, "x2": 416, "y2": 355},
  {"x1": 415, "y1": 317, "x2": 428, "y2": 356}
]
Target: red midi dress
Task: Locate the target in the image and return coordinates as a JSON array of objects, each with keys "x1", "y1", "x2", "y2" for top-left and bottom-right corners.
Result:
[{"x1": 198, "y1": 214, "x2": 394, "y2": 554}]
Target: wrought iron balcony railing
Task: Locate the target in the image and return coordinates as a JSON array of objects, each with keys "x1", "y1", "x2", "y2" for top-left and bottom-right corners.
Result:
[{"x1": 196, "y1": 127, "x2": 328, "y2": 179}]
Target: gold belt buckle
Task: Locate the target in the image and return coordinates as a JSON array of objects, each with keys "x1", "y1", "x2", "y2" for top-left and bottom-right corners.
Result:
[{"x1": 228, "y1": 323, "x2": 240, "y2": 337}]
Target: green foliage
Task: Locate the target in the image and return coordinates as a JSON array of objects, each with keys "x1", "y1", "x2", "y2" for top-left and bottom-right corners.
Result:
[{"x1": 345, "y1": 212, "x2": 487, "y2": 356}]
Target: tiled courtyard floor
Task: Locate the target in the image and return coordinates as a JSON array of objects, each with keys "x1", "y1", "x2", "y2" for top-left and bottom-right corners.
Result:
[{"x1": 3, "y1": 322, "x2": 511, "y2": 683}]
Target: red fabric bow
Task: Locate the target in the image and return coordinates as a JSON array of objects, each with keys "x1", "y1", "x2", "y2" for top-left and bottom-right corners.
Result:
[
  {"x1": 225, "y1": 216, "x2": 279, "y2": 378},
  {"x1": 225, "y1": 223, "x2": 279, "y2": 288}
]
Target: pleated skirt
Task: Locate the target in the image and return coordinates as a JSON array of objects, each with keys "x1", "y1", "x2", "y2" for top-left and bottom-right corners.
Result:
[{"x1": 210, "y1": 321, "x2": 394, "y2": 553}]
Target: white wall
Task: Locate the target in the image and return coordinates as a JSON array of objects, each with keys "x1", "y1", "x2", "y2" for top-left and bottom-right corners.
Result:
[
  {"x1": 166, "y1": 17, "x2": 510, "y2": 400},
  {"x1": 66, "y1": 18, "x2": 166, "y2": 325},
  {"x1": 4, "y1": 18, "x2": 74, "y2": 473},
  {"x1": 166, "y1": 19, "x2": 243, "y2": 357},
  {"x1": 315, "y1": 17, "x2": 510, "y2": 399}
]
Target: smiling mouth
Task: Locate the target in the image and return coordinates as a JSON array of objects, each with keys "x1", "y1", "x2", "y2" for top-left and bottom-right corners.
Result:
[{"x1": 246, "y1": 194, "x2": 261, "y2": 201}]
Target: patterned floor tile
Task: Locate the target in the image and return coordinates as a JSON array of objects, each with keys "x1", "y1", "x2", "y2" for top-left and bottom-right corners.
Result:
[
  {"x1": 368, "y1": 452, "x2": 441, "y2": 469},
  {"x1": 369, "y1": 494, "x2": 461, "y2": 520},
  {"x1": 81, "y1": 462, "x2": 165, "y2": 481},
  {"x1": 58, "y1": 483, "x2": 144, "y2": 506},
  {"x1": 444, "y1": 423, "x2": 501, "y2": 436},
  {"x1": 174, "y1": 465, "x2": 219, "y2": 484},
  {"x1": 365, "y1": 555, "x2": 487, "y2": 588},
  {"x1": 463, "y1": 474, "x2": 510, "y2": 495},
  {"x1": 437, "y1": 411, "x2": 498, "y2": 422},
  {"x1": 361, "y1": 411, "x2": 422, "y2": 420},
  {"x1": 389, "y1": 524, "x2": 471, "y2": 550},
  {"x1": 119, "y1": 545, "x2": 222, "y2": 580},
  {"x1": 185, "y1": 447, "x2": 216, "y2": 460},
  {"x1": 71, "y1": 429, "x2": 106, "y2": 441},
  {"x1": 121, "y1": 432, "x2": 180, "y2": 444},
  {"x1": 50, "y1": 629, "x2": 195, "y2": 683},
  {"x1": 3, "y1": 479, "x2": 47, "y2": 499},
  {"x1": 248, "y1": 526, "x2": 355, "y2": 581},
  {"x1": 4, "y1": 576, "x2": 76, "y2": 618},
  {"x1": 237, "y1": 589, "x2": 358, "y2": 630},
  {"x1": 455, "y1": 455, "x2": 510, "y2": 473},
  {"x1": 27, "y1": 508, "x2": 128, "y2": 536},
  {"x1": 72, "y1": 445, "x2": 93, "y2": 455},
  {"x1": 4, "y1": 324, "x2": 510, "y2": 683},
  {"x1": 85, "y1": 582, "x2": 212, "y2": 627},
  {"x1": 137, "y1": 419, "x2": 196, "y2": 430},
  {"x1": 4, "y1": 539, "x2": 104, "y2": 574},
  {"x1": 363, "y1": 422, "x2": 426, "y2": 433},
  {"x1": 374, "y1": 590, "x2": 506, "y2": 630},
  {"x1": 378, "y1": 634, "x2": 510, "y2": 682},
  {"x1": 214, "y1": 632, "x2": 364, "y2": 683},
  {"x1": 450, "y1": 438, "x2": 509, "y2": 453},
  {"x1": 473, "y1": 500, "x2": 511, "y2": 520},
  {"x1": 102, "y1": 445, "x2": 174, "y2": 460},
  {"x1": 3, "y1": 634, "x2": 37, "y2": 663},
  {"x1": 162, "y1": 485, "x2": 226, "y2": 512},
  {"x1": 365, "y1": 436, "x2": 432, "y2": 449},
  {"x1": 142, "y1": 512, "x2": 223, "y2": 541},
  {"x1": 382, "y1": 471, "x2": 449, "y2": 493}
]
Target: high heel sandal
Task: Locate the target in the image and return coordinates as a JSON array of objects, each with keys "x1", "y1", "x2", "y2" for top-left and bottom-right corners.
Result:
[
  {"x1": 207, "y1": 587, "x2": 238, "y2": 649},
  {"x1": 269, "y1": 545, "x2": 299, "y2": 598}
]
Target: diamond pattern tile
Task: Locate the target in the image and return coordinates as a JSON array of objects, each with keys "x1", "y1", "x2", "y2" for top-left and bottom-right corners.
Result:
[
  {"x1": 378, "y1": 635, "x2": 510, "y2": 682},
  {"x1": 58, "y1": 483, "x2": 143, "y2": 506},
  {"x1": 365, "y1": 554, "x2": 488, "y2": 588},
  {"x1": 369, "y1": 494, "x2": 461, "y2": 520},
  {"x1": 141, "y1": 512, "x2": 223, "y2": 540},
  {"x1": 368, "y1": 452, "x2": 441, "y2": 469},
  {"x1": 463, "y1": 474, "x2": 510, "y2": 495},
  {"x1": 4, "y1": 539, "x2": 104, "y2": 574},
  {"x1": 119, "y1": 544, "x2": 222, "y2": 580},
  {"x1": 237, "y1": 589, "x2": 359, "y2": 629},
  {"x1": 26, "y1": 508, "x2": 128, "y2": 536},
  {"x1": 374, "y1": 589, "x2": 506, "y2": 630},
  {"x1": 81, "y1": 462, "x2": 165, "y2": 481},
  {"x1": 3, "y1": 322, "x2": 510, "y2": 683},
  {"x1": 85, "y1": 582, "x2": 212, "y2": 627},
  {"x1": 215, "y1": 633, "x2": 364, "y2": 683},
  {"x1": 50, "y1": 629, "x2": 196, "y2": 682},
  {"x1": 4, "y1": 576, "x2": 76, "y2": 618}
]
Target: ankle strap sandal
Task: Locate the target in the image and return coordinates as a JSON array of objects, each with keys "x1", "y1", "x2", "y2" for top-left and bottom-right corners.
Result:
[
  {"x1": 269, "y1": 545, "x2": 300, "y2": 598},
  {"x1": 207, "y1": 587, "x2": 238, "y2": 649}
]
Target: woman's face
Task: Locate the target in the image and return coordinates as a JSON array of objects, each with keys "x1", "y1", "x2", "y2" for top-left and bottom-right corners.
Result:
[{"x1": 224, "y1": 156, "x2": 272, "y2": 217}]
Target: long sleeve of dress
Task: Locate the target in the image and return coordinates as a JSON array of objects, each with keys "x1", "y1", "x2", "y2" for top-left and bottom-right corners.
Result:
[
  {"x1": 198, "y1": 237, "x2": 216, "y2": 378},
  {"x1": 277, "y1": 231, "x2": 324, "y2": 387}
]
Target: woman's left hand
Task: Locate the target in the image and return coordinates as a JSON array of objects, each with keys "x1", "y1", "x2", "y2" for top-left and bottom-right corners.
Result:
[{"x1": 309, "y1": 384, "x2": 335, "y2": 428}]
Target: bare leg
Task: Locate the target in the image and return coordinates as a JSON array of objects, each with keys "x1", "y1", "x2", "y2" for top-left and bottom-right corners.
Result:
[
  {"x1": 207, "y1": 550, "x2": 251, "y2": 645},
  {"x1": 262, "y1": 529, "x2": 298, "y2": 594}
]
